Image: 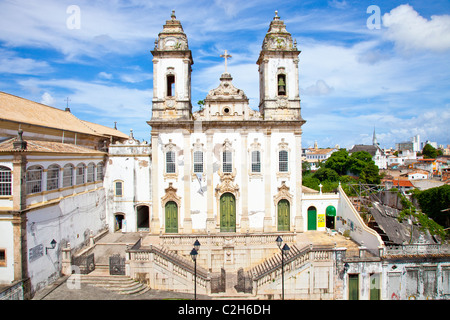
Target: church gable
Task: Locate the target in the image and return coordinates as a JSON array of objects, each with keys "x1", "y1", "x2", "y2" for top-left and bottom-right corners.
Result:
[{"x1": 194, "y1": 71, "x2": 262, "y2": 121}]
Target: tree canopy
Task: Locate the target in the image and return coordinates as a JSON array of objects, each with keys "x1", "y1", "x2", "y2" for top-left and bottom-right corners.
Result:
[{"x1": 412, "y1": 185, "x2": 450, "y2": 229}]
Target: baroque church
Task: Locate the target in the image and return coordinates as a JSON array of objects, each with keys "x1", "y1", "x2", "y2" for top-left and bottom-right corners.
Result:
[
  {"x1": 1, "y1": 11, "x2": 449, "y2": 300},
  {"x1": 147, "y1": 10, "x2": 305, "y2": 235}
]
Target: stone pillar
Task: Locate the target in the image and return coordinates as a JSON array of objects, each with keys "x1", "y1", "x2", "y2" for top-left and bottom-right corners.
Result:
[
  {"x1": 263, "y1": 129, "x2": 273, "y2": 232},
  {"x1": 12, "y1": 154, "x2": 27, "y2": 282},
  {"x1": 206, "y1": 132, "x2": 215, "y2": 232},
  {"x1": 183, "y1": 131, "x2": 192, "y2": 233},
  {"x1": 240, "y1": 132, "x2": 249, "y2": 232},
  {"x1": 294, "y1": 129, "x2": 304, "y2": 232},
  {"x1": 150, "y1": 131, "x2": 160, "y2": 234},
  {"x1": 61, "y1": 243, "x2": 72, "y2": 276}
]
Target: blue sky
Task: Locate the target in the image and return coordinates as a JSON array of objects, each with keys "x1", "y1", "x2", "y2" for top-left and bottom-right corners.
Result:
[{"x1": 1, "y1": 0, "x2": 449, "y2": 149}]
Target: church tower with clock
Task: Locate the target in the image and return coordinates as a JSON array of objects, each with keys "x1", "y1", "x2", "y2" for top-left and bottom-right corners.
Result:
[
  {"x1": 150, "y1": 10, "x2": 193, "y2": 121},
  {"x1": 257, "y1": 11, "x2": 301, "y2": 121}
]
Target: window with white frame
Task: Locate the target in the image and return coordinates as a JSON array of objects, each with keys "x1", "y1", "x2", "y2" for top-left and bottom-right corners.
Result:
[
  {"x1": 115, "y1": 181, "x2": 123, "y2": 197},
  {"x1": 26, "y1": 165, "x2": 43, "y2": 194},
  {"x1": 279, "y1": 150, "x2": 288, "y2": 172},
  {"x1": 87, "y1": 163, "x2": 95, "y2": 183},
  {"x1": 193, "y1": 150, "x2": 203, "y2": 173},
  {"x1": 251, "y1": 150, "x2": 261, "y2": 173},
  {"x1": 63, "y1": 164, "x2": 74, "y2": 187},
  {"x1": 76, "y1": 163, "x2": 86, "y2": 185},
  {"x1": 223, "y1": 151, "x2": 232, "y2": 173},
  {"x1": 0, "y1": 166, "x2": 12, "y2": 196},
  {"x1": 166, "y1": 151, "x2": 176, "y2": 173},
  {"x1": 47, "y1": 164, "x2": 60, "y2": 191}
]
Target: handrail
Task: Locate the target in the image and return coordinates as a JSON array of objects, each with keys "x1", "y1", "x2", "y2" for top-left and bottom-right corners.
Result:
[
  {"x1": 251, "y1": 244, "x2": 335, "y2": 281},
  {"x1": 127, "y1": 243, "x2": 210, "y2": 280}
]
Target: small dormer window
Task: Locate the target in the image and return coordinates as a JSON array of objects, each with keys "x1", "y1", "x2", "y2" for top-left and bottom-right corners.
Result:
[
  {"x1": 277, "y1": 74, "x2": 286, "y2": 96},
  {"x1": 167, "y1": 74, "x2": 175, "y2": 97}
]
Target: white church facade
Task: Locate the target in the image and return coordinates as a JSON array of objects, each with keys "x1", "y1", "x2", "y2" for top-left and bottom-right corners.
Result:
[{"x1": 146, "y1": 11, "x2": 308, "y2": 235}]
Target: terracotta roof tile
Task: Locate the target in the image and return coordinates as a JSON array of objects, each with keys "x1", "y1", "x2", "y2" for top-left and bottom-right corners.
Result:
[
  {"x1": 0, "y1": 137, "x2": 105, "y2": 154},
  {"x1": 0, "y1": 91, "x2": 128, "y2": 139}
]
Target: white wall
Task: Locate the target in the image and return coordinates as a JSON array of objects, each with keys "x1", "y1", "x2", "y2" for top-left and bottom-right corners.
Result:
[
  {"x1": 336, "y1": 185, "x2": 384, "y2": 253},
  {"x1": 0, "y1": 217, "x2": 15, "y2": 284},
  {"x1": 26, "y1": 188, "x2": 106, "y2": 294}
]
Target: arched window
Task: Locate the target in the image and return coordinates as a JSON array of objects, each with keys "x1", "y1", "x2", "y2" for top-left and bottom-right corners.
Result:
[
  {"x1": 87, "y1": 162, "x2": 95, "y2": 183},
  {"x1": 26, "y1": 165, "x2": 43, "y2": 194},
  {"x1": 63, "y1": 164, "x2": 74, "y2": 187},
  {"x1": 47, "y1": 164, "x2": 60, "y2": 191},
  {"x1": 96, "y1": 162, "x2": 104, "y2": 181},
  {"x1": 0, "y1": 166, "x2": 12, "y2": 196},
  {"x1": 76, "y1": 163, "x2": 86, "y2": 185}
]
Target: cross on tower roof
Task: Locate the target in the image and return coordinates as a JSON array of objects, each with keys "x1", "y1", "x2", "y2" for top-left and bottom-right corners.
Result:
[{"x1": 220, "y1": 50, "x2": 232, "y2": 73}]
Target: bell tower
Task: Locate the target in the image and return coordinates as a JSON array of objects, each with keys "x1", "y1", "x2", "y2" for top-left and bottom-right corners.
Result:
[
  {"x1": 257, "y1": 11, "x2": 302, "y2": 121},
  {"x1": 150, "y1": 11, "x2": 193, "y2": 121}
]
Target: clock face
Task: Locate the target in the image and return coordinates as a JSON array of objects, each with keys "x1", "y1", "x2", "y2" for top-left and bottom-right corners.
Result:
[{"x1": 165, "y1": 39, "x2": 175, "y2": 47}]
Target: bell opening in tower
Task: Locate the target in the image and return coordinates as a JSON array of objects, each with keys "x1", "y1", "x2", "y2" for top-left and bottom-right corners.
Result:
[
  {"x1": 277, "y1": 74, "x2": 286, "y2": 96},
  {"x1": 167, "y1": 74, "x2": 175, "y2": 97}
]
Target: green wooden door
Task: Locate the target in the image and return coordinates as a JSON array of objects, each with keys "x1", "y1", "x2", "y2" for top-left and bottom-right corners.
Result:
[
  {"x1": 370, "y1": 273, "x2": 381, "y2": 300},
  {"x1": 349, "y1": 274, "x2": 359, "y2": 300},
  {"x1": 165, "y1": 201, "x2": 178, "y2": 233},
  {"x1": 307, "y1": 206, "x2": 317, "y2": 231},
  {"x1": 277, "y1": 200, "x2": 290, "y2": 231},
  {"x1": 220, "y1": 193, "x2": 236, "y2": 232}
]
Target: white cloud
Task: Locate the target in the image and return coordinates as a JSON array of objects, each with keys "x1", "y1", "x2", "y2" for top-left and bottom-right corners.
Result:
[
  {"x1": 382, "y1": 4, "x2": 450, "y2": 52},
  {"x1": 302, "y1": 80, "x2": 334, "y2": 96},
  {"x1": 40, "y1": 92, "x2": 55, "y2": 106},
  {"x1": 98, "y1": 72, "x2": 113, "y2": 80},
  {"x1": 0, "y1": 49, "x2": 52, "y2": 75}
]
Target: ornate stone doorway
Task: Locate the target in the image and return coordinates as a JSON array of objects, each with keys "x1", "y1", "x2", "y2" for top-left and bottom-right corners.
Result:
[
  {"x1": 165, "y1": 201, "x2": 178, "y2": 233},
  {"x1": 220, "y1": 193, "x2": 236, "y2": 232},
  {"x1": 277, "y1": 199, "x2": 290, "y2": 231}
]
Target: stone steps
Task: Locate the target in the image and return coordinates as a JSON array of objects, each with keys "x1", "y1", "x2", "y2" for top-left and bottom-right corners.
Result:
[{"x1": 73, "y1": 274, "x2": 151, "y2": 296}]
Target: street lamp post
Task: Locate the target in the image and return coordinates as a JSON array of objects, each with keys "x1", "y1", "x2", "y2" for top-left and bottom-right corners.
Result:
[
  {"x1": 276, "y1": 236, "x2": 290, "y2": 300},
  {"x1": 190, "y1": 239, "x2": 201, "y2": 300}
]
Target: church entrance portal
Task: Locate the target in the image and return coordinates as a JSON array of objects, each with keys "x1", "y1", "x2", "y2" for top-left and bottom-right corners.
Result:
[
  {"x1": 165, "y1": 201, "x2": 178, "y2": 233},
  {"x1": 137, "y1": 205, "x2": 149, "y2": 231},
  {"x1": 220, "y1": 193, "x2": 236, "y2": 232},
  {"x1": 277, "y1": 199, "x2": 290, "y2": 231}
]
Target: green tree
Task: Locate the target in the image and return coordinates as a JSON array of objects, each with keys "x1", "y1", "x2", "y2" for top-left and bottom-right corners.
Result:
[
  {"x1": 313, "y1": 167, "x2": 339, "y2": 182},
  {"x1": 324, "y1": 149, "x2": 349, "y2": 175},
  {"x1": 413, "y1": 185, "x2": 450, "y2": 228},
  {"x1": 348, "y1": 151, "x2": 373, "y2": 176},
  {"x1": 359, "y1": 162, "x2": 381, "y2": 184},
  {"x1": 422, "y1": 143, "x2": 438, "y2": 159}
]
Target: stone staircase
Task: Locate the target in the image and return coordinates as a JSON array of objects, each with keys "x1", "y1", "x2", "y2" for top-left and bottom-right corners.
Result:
[{"x1": 73, "y1": 274, "x2": 151, "y2": 296}]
